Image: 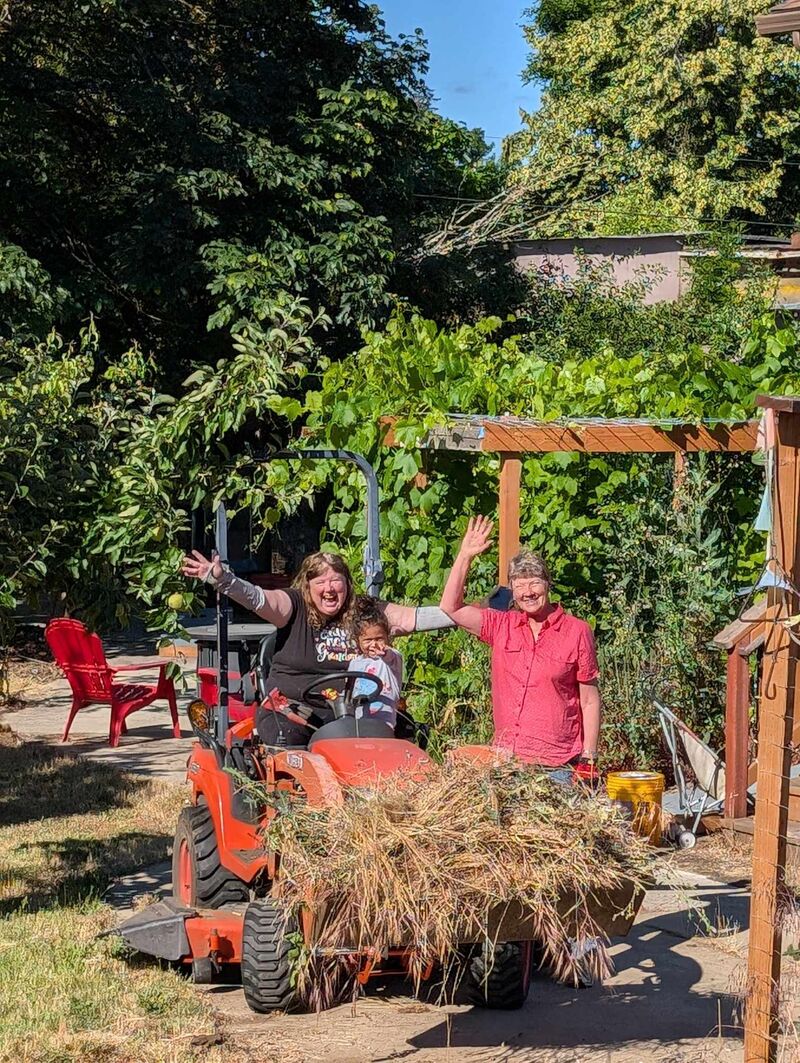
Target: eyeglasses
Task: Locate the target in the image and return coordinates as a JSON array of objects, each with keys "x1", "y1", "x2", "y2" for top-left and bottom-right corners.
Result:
[{"x1": 511, "y1": 579, "x2": 548, "y2": 593}]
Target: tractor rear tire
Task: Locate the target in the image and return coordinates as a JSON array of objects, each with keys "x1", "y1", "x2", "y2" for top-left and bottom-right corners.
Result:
[
  {"x1": 466, "y1": 940, "x2": 532, "y2": 1009},
  {"x1": 241, "y1": 899, "x2": 298, "y2": 1013},
  {"x1": 172, "y1": 804, "x2": 249, "y2": 908}
]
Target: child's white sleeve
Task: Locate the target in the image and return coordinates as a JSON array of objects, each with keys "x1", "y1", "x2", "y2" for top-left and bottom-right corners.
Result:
[{"x1": 349, "y1": 653, "x2": 402, "y2": 727}]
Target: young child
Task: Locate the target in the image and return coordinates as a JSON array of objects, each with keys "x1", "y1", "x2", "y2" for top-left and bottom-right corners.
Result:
[{"x1": 347, "y1": 597, "x2": 403, "y2": 730}]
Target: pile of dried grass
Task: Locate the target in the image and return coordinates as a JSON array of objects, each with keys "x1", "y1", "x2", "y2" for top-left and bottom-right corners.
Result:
[{"x1": 265, "y1": 757, "x2": 651, "y2": 1004}]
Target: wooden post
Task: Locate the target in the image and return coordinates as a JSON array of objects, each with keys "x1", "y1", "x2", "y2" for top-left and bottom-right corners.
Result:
[
  {"x1": 498, "y1": 453, "x2": 521, "y2": 585},
  {"x1": 745, "y1": 396, "x2": 800, "y2": 1063}
]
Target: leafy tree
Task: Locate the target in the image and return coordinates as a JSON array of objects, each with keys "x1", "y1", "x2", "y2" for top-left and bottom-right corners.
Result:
[
  {"x1": 0, "y1": 297, "x2": 330, "y2": 689},
  {"x1": 0, "y1": 0, "x2": 505, "y2": 376},
  {"x1": 83, "y1": 299, "x2": 328, "y2": 635},
  {"x1": 0, "y1": 326, "x2": 145, "y2": 692},
  {"x1": 503, "y1": 0, "x2": 800, "y2": 234}
]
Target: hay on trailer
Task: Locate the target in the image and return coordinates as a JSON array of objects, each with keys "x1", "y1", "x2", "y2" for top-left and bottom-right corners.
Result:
[{"x1": 265, "y1": 756, "x2": 651, "y2": 1004}]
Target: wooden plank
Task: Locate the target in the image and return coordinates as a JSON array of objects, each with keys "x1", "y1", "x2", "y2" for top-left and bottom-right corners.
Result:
[
  {"x1": 498, "y1": 454, "x2": 521, "y2": 585},
  {"x1": 378, "y1": 418, "x2": 485, "y2": 452},
  {"x1": 739, "y1": 627, "x2": 767, "y2": 658},
  {"x1": 380, "y1": 417, "x2": 759, "y2": 454},
  {"x1": 725, "y1": 649, "x2": 751, "y2": 819},
  {"x1": 713, "y1": 614, "x2": 762, "y2": 651},
  {"x1": 757, "y1": 394, "x2": 800, "y2": 414},
  {"x1": 478, "y1": 420, "x2": 759, "y2": 454},
  {"x1": 744, "y1": 407, "x2": 800, "y2": 1063},
  {"x1": 756, "y1": 10, "x2": 800, "y2": 35},
  {"x1": 793, "y1": 680, "x2": 800, "y2": 749}
]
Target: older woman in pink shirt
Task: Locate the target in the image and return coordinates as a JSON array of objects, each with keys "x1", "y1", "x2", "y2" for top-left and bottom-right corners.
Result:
[{"x1": 440, "y1": 516, "x2": 601, "y2": 776}]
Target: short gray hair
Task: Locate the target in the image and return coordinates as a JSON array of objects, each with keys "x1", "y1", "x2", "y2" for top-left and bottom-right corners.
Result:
[{"x1": 508, "y1": 550, "x2": 551, "y2": 585}]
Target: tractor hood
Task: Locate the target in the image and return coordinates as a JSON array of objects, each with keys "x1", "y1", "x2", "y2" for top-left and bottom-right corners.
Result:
[{"x1": 309, "y1": 738, "x2": 433, "y2": 787}]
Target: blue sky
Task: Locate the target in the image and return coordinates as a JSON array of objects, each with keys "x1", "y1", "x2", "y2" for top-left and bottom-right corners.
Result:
[{"x1": 377, "y1": 0, "x2": 540, "y2": 148}]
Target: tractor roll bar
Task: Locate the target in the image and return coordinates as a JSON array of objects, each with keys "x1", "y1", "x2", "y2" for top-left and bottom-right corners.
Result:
[
  {"x1": 214, "y1": 502, "x2": 229, "y2": 746},
  {"x1": 273, "y1": 450, "x2": 385, "y2": 598}
]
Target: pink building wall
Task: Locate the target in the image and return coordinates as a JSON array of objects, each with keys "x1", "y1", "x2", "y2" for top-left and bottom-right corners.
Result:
[{"x1": 513, "y1": 235, "x2": 687, "y2": 304}]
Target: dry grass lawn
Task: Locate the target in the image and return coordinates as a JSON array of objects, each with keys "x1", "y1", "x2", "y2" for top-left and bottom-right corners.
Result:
[{"x1": 0, "y1": 725, "x2": 234, "y2": 1063}]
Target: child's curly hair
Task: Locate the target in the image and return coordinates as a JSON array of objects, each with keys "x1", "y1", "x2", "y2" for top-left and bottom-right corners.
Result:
[{"x1": 351, "y1": 595, "x2": 390, "y2": 641}]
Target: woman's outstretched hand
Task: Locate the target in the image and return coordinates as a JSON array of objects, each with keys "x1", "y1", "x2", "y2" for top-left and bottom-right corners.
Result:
[
  {"x1": 181, "y1": 549, "x2": 223, "y2": 583},
  {"x1": 458, "y1": 515, "x2": 494, "y2": 559}
]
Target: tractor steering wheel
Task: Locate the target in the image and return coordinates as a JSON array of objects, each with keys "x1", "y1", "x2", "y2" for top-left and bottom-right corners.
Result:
[{"x1": 300, "y1": 671, "x2": 383, "y2": 719}]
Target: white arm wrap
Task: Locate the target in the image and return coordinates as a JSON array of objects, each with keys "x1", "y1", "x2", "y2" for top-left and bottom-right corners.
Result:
[
  {"x1": 414, "y1": 606, "x2": 455, "y2": 632},
  {"x1": 210, "y1": 568, "x2": 267, "y2": 616}
]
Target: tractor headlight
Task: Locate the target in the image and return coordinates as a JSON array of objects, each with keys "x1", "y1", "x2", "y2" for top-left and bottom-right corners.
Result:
[{"x1": 187, "y1": 698, "x2": 211, "y2": 733}]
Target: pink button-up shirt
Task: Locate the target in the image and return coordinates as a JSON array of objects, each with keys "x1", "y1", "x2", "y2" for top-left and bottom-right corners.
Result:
[{"x1": 479, "y1": 604, "x2": 599, "y2": 767}]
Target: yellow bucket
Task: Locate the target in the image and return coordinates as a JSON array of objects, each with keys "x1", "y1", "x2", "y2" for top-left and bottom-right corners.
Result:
[{"x1": 606, "y1": 771, "x2": 665, "y2": 846}]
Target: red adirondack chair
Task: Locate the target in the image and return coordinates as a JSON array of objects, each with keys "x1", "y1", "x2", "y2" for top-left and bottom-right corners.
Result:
[{"x1": 45, "y1": 618, "x2": 181, "y2": 747}]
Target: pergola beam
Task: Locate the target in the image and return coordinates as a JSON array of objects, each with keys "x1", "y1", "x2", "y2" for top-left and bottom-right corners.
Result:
[
  {"x1": 756, "y1": 0, "x2": 800, "y2": 38},
  {"x1": 381, "y1": 416, "x2": 759, "y2": 455},
  {"x1": 382, "y1": 402, "x2": 800, "y2": 1063}
]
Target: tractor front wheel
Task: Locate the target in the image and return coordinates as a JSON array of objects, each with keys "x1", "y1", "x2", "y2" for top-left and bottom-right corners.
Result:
[
  {"x1": 466, "y1": 940, "x2": 532, "y2": 1009},
  {"x1": 172, "y1": 804, "x2": 249, "y2": 908},
  {"x1": 241, "y1": 898, "x2": 298, "y2": 1013}
]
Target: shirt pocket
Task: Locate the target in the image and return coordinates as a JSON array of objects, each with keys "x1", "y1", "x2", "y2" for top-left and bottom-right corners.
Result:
[
  {"x1": 495, "y1": 638, "x2": 526, "y2": 689},
  {"x1": 538, "y1": 646, "x2": 578, "y2": 685},
  {"x1": 503, "y1": 626, "x2": 528, "y2": 654}
]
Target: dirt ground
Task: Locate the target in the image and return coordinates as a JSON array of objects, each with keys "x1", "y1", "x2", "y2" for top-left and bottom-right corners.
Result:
[
  {"x1": 109, "y1": 838, "x2": 765, "y2": 1063},
  {"x1": 106, "y1": 842, "x2": 765, "y2": 1063}
]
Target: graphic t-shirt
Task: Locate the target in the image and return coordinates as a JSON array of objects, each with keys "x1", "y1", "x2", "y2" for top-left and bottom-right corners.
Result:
[
  {"x1": 348, "y1": 648, "x2": 404, "y2": 729},
  {"x1": 265, "y1": 588, "x2": 357, "y2": 707}
]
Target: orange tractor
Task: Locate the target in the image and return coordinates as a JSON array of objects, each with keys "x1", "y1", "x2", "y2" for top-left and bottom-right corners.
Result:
[{"x1": 115, "y1": 451, "x2": 636, "y2": 1011}]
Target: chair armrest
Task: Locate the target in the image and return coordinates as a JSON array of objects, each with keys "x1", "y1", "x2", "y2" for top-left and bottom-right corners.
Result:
[{"x1": 111, "y1": 661, "x2": 168, "y2": 674}]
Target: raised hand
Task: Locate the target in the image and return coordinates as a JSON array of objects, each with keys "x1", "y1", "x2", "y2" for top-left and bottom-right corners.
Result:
[
  {"x1": 181, "y1": 549, "x2": 223, "y2": 584},
  {"x1": 459, "y1": 515, "x2": 495, "y2": 559}
]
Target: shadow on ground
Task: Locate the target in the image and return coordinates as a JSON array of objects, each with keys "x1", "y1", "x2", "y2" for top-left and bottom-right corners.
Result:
[
  {"x1": 402, "y1": 909, "x2": 743, "y2": 1058},
  {"x1": 1, "y1": 830, "x2": 173, "y2": 915},
  {"x1": 0, "y1": 737, "x2": 150, "y2": 826}
]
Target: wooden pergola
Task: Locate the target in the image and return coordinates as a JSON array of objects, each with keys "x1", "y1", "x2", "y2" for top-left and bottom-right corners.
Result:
[
  {"x1": 383, "y1": 412, "x2": 759, "y2": 578},
  {"x1": 383, "y1": 399, "x2": 800, "y2": 1063}
]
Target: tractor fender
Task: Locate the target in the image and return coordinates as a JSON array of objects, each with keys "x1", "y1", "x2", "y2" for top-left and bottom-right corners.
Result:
[
  {"x1": 308, "y1": 737, "x2": 433, "y2": 787},
  {"x1": 187, "y1": 744, "x2": 267, "y2": 882},
  {"x1": 267, "y1": 749, "x2": 344, "y2": 808}
]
